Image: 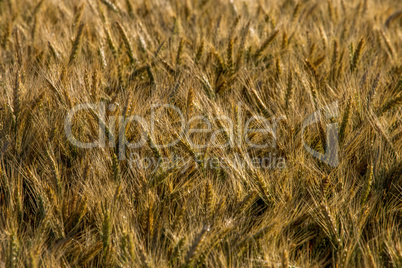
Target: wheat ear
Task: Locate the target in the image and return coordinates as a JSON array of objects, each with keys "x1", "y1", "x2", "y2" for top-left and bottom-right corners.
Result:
[
  {"x1": 350, "y1": 37, "x2": 364, "y2": 73},
  {"x1": 176, "y1": 38, "x2": 185, "y2": 67},
  {"x1": 69, "y1": 23, "x2": 85, "y2": 65},
  {"x1": 255, "y1": 29, "x2": 279, "y2": 59},
  {"x1": 73, "y1": 4, "x2": 84, "y2": 28},
  {"x1": 100, "y1": 0, "x2": 119, "y2": 13},
  {"x1": 377, "y1": 95, "x2": 402, "y2": 117},
  {"x1": 226, "y1": 38, "x2": 234, "y2": 73},
  {"x1": 379, "y1": 30, "x2": 395, "y2": 58},
  {"x1": 116, "y1": 22, "x2": 136, "y2": 64},
  {"x1": 285, "y1": 70, "x2": 293, "y2": 110},
  {"x1": 186, "y1": 87, "x2": 194, "y2": 121},
  {"x1": 104, "y1": 26, "x2": 118, "y2": 58},
  {"x1": 126, "y1": 0, "x2": 135, "y2": 17},
  {"x1": 330, "y1": 40, "x2": 338, "y2": 80},
  {"x1": 361, "y1": 163, "x2": 373, "y2": 206},
  {"x1": 111, "y1": 153, "x2": 120, "y2": 181},
  {"x1": 101, "y1": 211, "x2": 111, "y2": 263},
  {"x1": 339, "y1": 97, "x2": 352, "y2": 144},
  {"x1": 13, "y1": 70, "x2": 21, "y2": 122},
  {"x1": 184, "y1": 226, "x2": 209, "y2": 265},
  {"x1": 204, "y1": 182, "x2": 213, "y2": 222},
  {"x1": 195, "y1": 39, "x2": 204, "y2": 64}
]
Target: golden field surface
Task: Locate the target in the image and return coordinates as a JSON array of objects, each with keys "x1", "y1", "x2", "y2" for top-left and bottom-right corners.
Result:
[{"x1": 0, "y1": 0, "x2": 401, "y2": 267}]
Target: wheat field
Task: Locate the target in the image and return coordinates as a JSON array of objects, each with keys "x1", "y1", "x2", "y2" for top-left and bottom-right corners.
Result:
[{"x1": 0, "y1": 0, "x2": 401, "y2": 267}]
